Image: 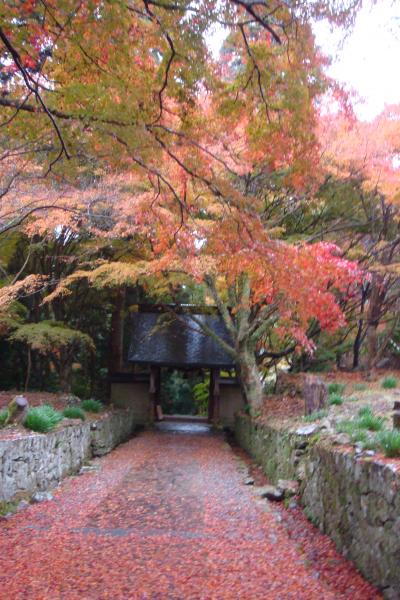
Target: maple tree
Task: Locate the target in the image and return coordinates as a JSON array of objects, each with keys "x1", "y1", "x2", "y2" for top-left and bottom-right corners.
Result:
[{"x1": 0, "y1": 0, "x2": 376, "y2": 407}]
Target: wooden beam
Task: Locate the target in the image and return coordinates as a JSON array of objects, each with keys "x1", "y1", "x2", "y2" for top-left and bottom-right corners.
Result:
[{"x1": 210, "y1": 368, "x2": 220, "y2": 425}]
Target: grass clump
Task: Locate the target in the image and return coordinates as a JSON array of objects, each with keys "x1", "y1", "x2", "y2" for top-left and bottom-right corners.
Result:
[
  {"x1": 328, "y1": 382, "x2": 346, "y2": 395},
  {"x1": 0, "y1": 410, "x2": 8, "y2": 427},
  {"x1": 304, "y1": 409, "x2": 328, "y2": 422},
  {"x1": 24, "y1": 405, "x2": 63, "y2": 433},
  {"x1": 63, "y1": 406, "x2": 86, "y2": 421},
  {"x1": 0, "y1": 500, "x2": 19, "y2": 516},
  {"x1": 381, "y1": 376, "x2": 397, "y2": 389},
  {"x1": 329, "y1": 393, "x2": 344, "y2": 406},
  {"x1": 377, "y1": 429, "x2": 400, "y2": 457},
  {"x1": 81, "y1": 399, "x2": 103, "y2": 413},
  {"x1": 357, "y1": 407, "x2": 385, "y2": 431}
]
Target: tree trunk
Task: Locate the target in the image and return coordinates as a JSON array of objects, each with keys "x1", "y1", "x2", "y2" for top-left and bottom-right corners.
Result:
[
  {"x1": 365, "y1": 273, "x2": 386, "y2": 372},
  {"x1": 237, "y1": 347, "x2": 263, "y2": 413}
]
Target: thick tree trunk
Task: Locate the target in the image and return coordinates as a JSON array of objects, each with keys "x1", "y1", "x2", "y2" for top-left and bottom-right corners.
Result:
[
  {"x1": 365, "y1": 273, "x2": 386, "y2": 372},
  {"x1": 237, "y1": 347, "x2": 263, "y2": 413}
]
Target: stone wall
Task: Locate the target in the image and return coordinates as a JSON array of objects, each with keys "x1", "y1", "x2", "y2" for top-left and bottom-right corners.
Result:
[
  {"x1": 0, "y1": 408, "x2": 137, "y2": 503},
  {"x1": 235, "y1": 414, "x2": 400, "y2": 599}
]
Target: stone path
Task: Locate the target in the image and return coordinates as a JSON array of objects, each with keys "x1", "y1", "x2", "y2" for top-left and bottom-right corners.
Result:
[{"x1": 0, "y1": 424, "x2": 380, "y2": 599}]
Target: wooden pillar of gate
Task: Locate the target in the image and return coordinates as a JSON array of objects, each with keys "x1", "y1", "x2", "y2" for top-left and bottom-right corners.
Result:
[
  {"x1": 208, "y1": 368, "x2": 220, "y2": 425},
  {"x1": 149, "y1": 365, "x2": 161, "y2": 422}
]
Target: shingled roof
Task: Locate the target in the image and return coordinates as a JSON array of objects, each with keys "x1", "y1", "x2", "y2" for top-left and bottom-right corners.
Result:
[{"x1": 127, "y1": 312, "x2": 235, "y2": 368}]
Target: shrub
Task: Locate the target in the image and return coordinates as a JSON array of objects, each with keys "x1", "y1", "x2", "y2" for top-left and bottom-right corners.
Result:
[
  {"x1": 63, "y1": 407, "x2": 86, "y2": 421},
  {"x1": 81, "y1": 399, "x2": 103, "y2": 413},
  {"x1": 0, "y1": 410, "x2": 8, "y2": 427},
  {"x1": 357, "y1": 409, "x2": 385, "y2": 432},
  {"x1": 329, "y1": 393, "x2": 343, "y2": 406},
  {"x1": 24, "y1": 405, "x2": 63, "y2": 433},
  {"x1": 304, "y1": 409, "x2": 328, "y2": 422},
  {"x1": 377, "y1": 429, "x2": 400, "y2": 457},
  {"x1": 381, "y1": 376, "x2": 397, "y2": 389},
  {"x1": 328, "y1": 382, "x2": 346, "y2": 395},
  {"x1": 358, "y1": 406, "x2": 373, "y2": 418}
]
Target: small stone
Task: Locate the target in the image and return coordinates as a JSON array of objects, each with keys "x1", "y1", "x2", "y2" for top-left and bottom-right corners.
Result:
[
  {"x1": 277, "y1": 479, "x2": 299, "y2": 498},
  {"x1": 255, "y1": 485, "x2": 284, "y2": 501},
  {"x1": 17, "y1": 500, "x2": 29, "y2": 511},
  {"x1": 79, "y1": 465, "x2": 99, "y2": 475},
  {"x1": 31, "y1": 491, "x2": 53, "y2": 503},
  {"x1": 365, "y1": 450, "x2": 376, "y2": 456},
  {"x1": 296, "y1": 424, "x2": 319, "y2": 436},
  {"x1": 288, "y1": 500, "x2": 298, "y2": 509},
  {"x1": 243, "y1": 476, "x2": 254, "y2": 485}
]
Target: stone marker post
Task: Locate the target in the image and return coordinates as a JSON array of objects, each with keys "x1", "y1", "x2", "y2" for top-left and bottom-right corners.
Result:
[{"x1": 303, "y1": 375, "x2": 328, "y2": 416}]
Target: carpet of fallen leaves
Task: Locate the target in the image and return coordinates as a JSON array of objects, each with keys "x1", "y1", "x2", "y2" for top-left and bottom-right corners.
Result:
[{"x1": 0, "y1": 425, "x2": 382, "y2": 600}]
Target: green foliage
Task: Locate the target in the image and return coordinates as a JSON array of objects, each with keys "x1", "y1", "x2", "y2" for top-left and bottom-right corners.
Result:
[
  {"x1": 327, "y1": 382, "x2": 346, "y2": 395},
  {"x1": 160, "y1": 371, "x2": 201, "y2": 415},
  {"x1": 381, "y1": 376, "x2": 397, "y2": 389},
  {"x1": 243, "y1": 403, "x2": 251, "y2": 415},
  {"x1": 0, "y1": 410, "x2": 8, "y2": 427},
  {"x1": 0, "y1": 500, "x2": 19, "y2": 516},
  {"x1": 9, "y1": 321, "x2": 95, "y2": 354},
  {"x1": 81, "y1": 399, "x2": 103, "y2": 413},
  {"x1": 24, "y1": 405, "x2": 63, "y2": 433},
  {"x1": 192, "y1": 379, "x2": 209, "y2": 416},
  {"x1": 377, "y1": 429, "x2": 400, "y2": 457},
  {"x1": 63, "y1": 407, "x2": 86, "y2": 420},
  {"x1": 357, "y1": 406, "x2": 372, "y2": 418},
  {"x1": 329, "y1": 393, "x2": 343, "y2": 406},
  {"x1": 335, "y1": 419, "x2": 378, "y2": 449},
  {"x1": 357, "y1": 407, "x2": 385, "y2": 431},
  {"x1": 303, "y1": 409, "x2": 328, "y2": 422}
]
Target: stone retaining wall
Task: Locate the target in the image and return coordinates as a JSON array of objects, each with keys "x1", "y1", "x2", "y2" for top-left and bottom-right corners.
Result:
[
  {"x1": 0, "y1": 408, "x2": 137, "y2": 503},
  {"x1": 235, "y1": 414, "x2": 400, "y2": 599}
]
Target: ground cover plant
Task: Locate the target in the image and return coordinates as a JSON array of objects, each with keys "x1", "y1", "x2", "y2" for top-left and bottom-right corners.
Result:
[
  {"x1": 381, "y1": 376, "x2": 397, "y2": 389},
  {"x1": 0, "y1": 410, "x2": 8, "y2": 427},
  {"x1": 329, "y1": 393, "x2": 344, "y2": 406},
  {"x1": 81, "y1": 399, "x2": 103, "y2": 414},
  {"x1": 63, "y1": 407, "x2": 86, "y2": 421},
  {"x1": 377, "y1": 429, "x2": 400, "y2": 457},
  {"x1": 23, "y1": 405, "x2": 63, "y2": 433},
  {"x1": 328, "y1": 383, "x2": 346, "y2": 395}
]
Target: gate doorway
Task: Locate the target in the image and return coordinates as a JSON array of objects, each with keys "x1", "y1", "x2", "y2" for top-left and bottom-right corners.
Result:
[{"x1": 159, "y1": 368, "x2": 209, "y2": 421}]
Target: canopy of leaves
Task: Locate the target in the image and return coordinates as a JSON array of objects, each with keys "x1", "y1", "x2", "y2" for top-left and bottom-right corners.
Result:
[{"x1": 9, "y1": 320, "x2": 94, "y2": 354}]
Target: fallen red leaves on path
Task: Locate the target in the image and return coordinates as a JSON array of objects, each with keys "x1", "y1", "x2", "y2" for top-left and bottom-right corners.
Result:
[{"x1": 0, "y1": 426, "x2": 381, "y2": 599}]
